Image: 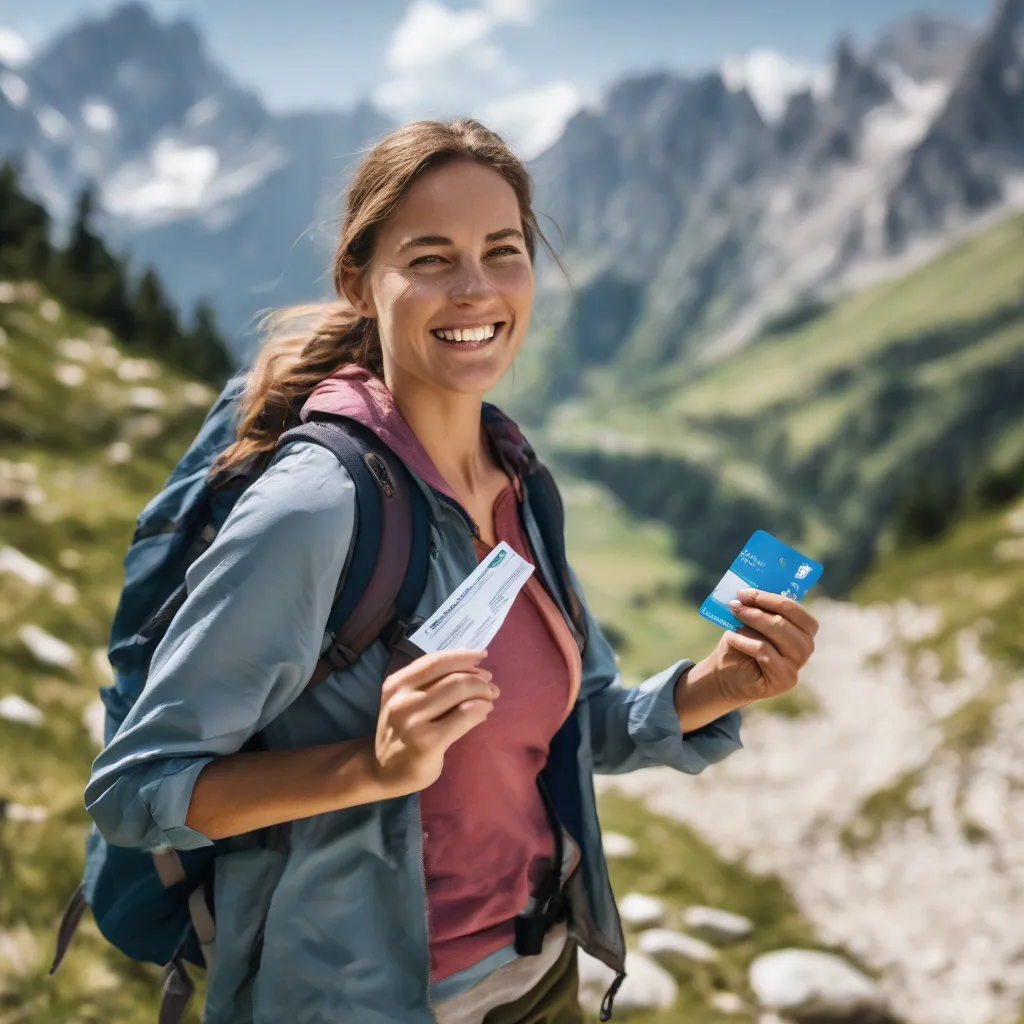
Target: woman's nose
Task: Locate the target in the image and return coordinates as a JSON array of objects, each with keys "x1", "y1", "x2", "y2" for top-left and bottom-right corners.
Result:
[{"x1": 449, "y1": 259, "x2": 494, "y2": 303}]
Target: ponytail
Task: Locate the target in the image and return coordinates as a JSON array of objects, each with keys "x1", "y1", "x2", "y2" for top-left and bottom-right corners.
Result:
[{"x1": 210, "y1": 301, "x2": 381, "y2": 476}]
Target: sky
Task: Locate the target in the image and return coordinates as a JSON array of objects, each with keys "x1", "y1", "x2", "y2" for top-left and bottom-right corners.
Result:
[{"x1": 0, "y1": 0, "x2": 993, "y2": 157}]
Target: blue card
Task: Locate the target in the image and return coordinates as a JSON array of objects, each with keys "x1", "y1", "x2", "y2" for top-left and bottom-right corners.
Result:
[{"x1": 699, "y1": 530, "x2": 823, "y2": 630}]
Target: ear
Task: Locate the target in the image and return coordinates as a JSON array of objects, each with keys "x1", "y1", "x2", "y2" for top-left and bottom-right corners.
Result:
[{"x1": 340, "y1": 269, "x2": 377, "y2": 320}]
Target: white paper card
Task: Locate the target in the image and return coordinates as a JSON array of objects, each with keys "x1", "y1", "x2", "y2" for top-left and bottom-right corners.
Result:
[{"x1": 409, "y1": 541, "x2": 534, "y2": 654}]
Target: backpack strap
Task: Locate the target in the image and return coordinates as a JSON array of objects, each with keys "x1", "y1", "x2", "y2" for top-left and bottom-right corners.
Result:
[{"x1": 274, "y1": 417, "x2": 431, "y2": 686}]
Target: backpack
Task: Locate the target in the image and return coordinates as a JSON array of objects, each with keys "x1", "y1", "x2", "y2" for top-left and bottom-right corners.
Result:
[{"x1": 48, "y1": 372, "x2": 585, "y2": 1023}]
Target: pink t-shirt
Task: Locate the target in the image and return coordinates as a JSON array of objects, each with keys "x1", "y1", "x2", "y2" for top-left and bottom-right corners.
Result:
[{"x1": 301, "y1": 367, "x2": 584, "y2": 983}]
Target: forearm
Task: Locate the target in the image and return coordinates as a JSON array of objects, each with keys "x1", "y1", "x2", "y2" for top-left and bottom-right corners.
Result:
[
  {"x1": 673, "y1": 660, "x2": 747, "y2": 734},
  {"x1": 185, "y1": 736, "x2": 398, "y2": 840}
]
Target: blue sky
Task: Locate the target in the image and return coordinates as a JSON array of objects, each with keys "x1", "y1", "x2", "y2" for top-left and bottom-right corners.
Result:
[{"x1": 0, "y1": 0, "x2": 992, "y2": 156}]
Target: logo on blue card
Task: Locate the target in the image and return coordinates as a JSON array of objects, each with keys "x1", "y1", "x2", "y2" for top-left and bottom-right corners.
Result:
[{"x1": 699, "y1": 531, "x2": 823, "y2": 631}]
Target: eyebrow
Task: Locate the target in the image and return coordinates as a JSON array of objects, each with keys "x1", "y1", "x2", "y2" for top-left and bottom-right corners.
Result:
[{"x1": 397, "y1": 228, "x2": 524, "y2": 252}]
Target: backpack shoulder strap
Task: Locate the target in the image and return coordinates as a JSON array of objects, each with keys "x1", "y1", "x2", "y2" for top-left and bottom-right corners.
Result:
[{"x1": 274, "y1": 416, "x2": 431, "y2": 687}]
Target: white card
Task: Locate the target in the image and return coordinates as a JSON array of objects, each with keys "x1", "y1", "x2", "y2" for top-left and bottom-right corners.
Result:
[{"x1": 410, "y1": 541, "x2": 535, "y2": 654}]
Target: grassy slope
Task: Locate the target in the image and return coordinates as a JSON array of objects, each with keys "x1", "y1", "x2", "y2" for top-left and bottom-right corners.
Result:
[{"x1": 0, "y1": 284, "x2": 211, "y2": 1023}]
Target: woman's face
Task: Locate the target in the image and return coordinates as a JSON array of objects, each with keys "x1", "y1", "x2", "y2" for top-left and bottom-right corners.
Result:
[{"x1": 347, "y1": 159, "x2": 534, "y2": 397}]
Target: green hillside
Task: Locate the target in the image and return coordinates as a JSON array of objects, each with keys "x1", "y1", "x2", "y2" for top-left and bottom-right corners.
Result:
[
  {"x1": 543, "y1": 211, "x2": 1024, "y2": 602},
  {"x1": 0, "y1": 284, "x2": 215, "y2": 1022}
]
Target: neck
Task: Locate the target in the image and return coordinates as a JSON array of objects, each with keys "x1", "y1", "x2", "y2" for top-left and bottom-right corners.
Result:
[{"x1": 384, "y1": 363, "x2": 494, "y2": 497}]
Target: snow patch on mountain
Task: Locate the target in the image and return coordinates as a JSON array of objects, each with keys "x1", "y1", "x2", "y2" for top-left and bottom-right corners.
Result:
[{"x1": 721, "y1": 49, "x2": 830, "y2": 122}]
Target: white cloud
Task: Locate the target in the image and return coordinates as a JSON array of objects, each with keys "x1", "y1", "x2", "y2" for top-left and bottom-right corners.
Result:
[
  {"x1": 37, "y1": 105, "x2": 70, "y2": 141},
  {"x1": 0, "y1": 70, "x2": 27, "y2": 108},
  {"x1": 481, "y1": 82, "x2": 585, "y2": 159},
  {"x1": 376, "y1": 0, "x2": 541, "y2": 119},
  {"x1": 0, "y1": 27, "x2": 29, "y2": 67},
  {"x1": 720, "y1": 49, "x2": 830, "y2": 123},
  {"x1": 82, "y1": 100, "x2": 118, "y2": 133}
]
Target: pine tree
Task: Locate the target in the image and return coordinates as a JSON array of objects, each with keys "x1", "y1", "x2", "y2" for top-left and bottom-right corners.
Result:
[
  {"x1": 184, "y1": 300, "x2": 234, "y2": 383},
  {"x1": 0, "y1": 161, "x2": 51, "y2": 278},
  {"x1": 133, "y1": 269, "x2": 180, "y2": 356}
]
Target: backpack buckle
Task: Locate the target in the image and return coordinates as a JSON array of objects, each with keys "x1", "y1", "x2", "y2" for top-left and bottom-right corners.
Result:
[{"x1": 325, "y1": 640, "x2": 359, "y2": 670}]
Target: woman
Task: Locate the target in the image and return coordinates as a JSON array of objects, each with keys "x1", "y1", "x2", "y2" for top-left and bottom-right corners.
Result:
[{"x1": 85, "y1": 118, "x2": 818, "y2": 1024}]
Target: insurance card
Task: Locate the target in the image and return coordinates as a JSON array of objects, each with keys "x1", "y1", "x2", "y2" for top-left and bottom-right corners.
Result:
[
  {"x1": 699, "y1": 530, "x2": 823, "y2": 631},
  {"x1": 409, "y1": 541, "x2": 535, "y2": 654}
]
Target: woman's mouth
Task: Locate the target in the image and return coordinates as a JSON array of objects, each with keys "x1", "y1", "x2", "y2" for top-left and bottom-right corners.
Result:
[{"x1": 430, "y1": 322, "x2": 504, "y2": 349}]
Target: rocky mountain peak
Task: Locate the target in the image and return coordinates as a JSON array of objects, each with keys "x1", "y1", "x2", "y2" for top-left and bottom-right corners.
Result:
[
  {"x1": 27, "y1": 2, "x2": 234, "y2": 157},
  {"x1": 870, "y1": 13, "x2": 978, "y2": 82},
  {"x1": 829, "y1": 34, "x2": 894, "y2": 121}
]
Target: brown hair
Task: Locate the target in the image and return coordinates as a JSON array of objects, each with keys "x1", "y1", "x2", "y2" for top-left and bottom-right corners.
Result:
[{"x1": 213, "y1": 117, "x2": 552, "y2": 476}]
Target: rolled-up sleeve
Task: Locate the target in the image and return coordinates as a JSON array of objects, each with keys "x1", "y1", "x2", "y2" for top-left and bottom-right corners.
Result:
[
  {"x1": 85, "y1": 442, "x2": 355, "y2": 851},
  {"x1": 570, "y1": 567, "x2": 743, "y2": 776}
]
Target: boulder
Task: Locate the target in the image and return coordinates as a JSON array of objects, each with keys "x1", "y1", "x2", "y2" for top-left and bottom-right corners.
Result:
[
  {"x1": 578, "y1": 949, "x2": 677, "y2": 1018},
  {"x1": 4, "y1": 803, "x2": 48, "y2": 823},
  {"x1": 0, "y1": 546, "x2": 52, "y2": 587},
  {"x1": 749, "y1": 949, "x2": 893, "y2": 1023},
  {"x1": 19, "y1": 624, "x2": 79, "y2": 671},
  {"x1": 682, "y1": 905, "x2": 755, "y2": 944},
  {"x1": 638, "y1": 928, "x2": 720, "y2": 966},
  {"x1": 129, "y1": 386, "x2": 167, "y2": 411},
  {"x1": 0, "y1": 695, "x2": 44, "y2": 727},
  {"x1": 82, "y1": 699, "x2": 106, "y2": 748},
  {"x1": 619, "y1": 892, "x2": 666, "y2": 928},
  {"x1": 602, "y1": 831, "x2": 638, "y2": 859},
  {"x1": 711, "y1": 991, "x2": 747, "y2": 1014}
]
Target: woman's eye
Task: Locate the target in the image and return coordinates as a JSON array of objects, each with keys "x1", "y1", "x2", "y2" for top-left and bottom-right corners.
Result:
[
  {"x1": 488, "y1": 246, "x2": 520, "y2": 258},
  {"x1": 410, "y1": 254, "x2": 445, "y2": 267}
]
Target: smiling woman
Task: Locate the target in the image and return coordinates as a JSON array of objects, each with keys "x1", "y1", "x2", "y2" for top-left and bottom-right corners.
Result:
[{"x1": 83, "y1": 117, "x2": 815, "y2": 1024}]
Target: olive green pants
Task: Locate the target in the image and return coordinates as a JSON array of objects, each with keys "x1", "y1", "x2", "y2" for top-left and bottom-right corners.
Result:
[{"x1": 481, "y1": 939, "x2": 585, "y2": 1024}]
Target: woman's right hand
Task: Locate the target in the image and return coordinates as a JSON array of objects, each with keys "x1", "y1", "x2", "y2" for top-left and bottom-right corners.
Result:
[{"x1": 372, "y1": 649, "x2": 497, "y2": 795}]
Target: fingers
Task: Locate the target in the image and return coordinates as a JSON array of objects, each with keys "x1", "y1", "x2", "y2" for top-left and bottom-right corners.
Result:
[
  {"x1": 394, "y1": 671, "x2": 500, "y2": 726},
  {"x1": 383, "y1": 649, "x2": 490, "y2": 700},
  {"x1": 728, "y1": 600, "x2": 815, "y2": 665},
  {"x1": 723, "y1": 629, "x2": 798, "y2": 690},
  {"x1": 425, "y1": 697, "x2": 495, "y2": 749},
  {"x1": 734, "y1": 589, "x2": 819, "y2": 639}
]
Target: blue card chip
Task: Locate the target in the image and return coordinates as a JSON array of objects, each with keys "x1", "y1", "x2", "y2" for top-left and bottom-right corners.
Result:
[{"x1": 699, "y1": 530, "x2": 823, "y2": 631}]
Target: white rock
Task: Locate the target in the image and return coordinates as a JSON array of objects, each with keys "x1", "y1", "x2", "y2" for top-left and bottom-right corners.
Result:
[
  {"x1": 39, "y1": 298, "x2": 62, "y2": 322},
  {"x1": 638, "y1": 927, "x2": 720, "y2": 965},
  {"x1": 682, "y1": 905, "x2": 755, "y2": 944},
  {"x1": 51, "y1": 580, "x2": 78, "y2": 605},
  {"x1": 183, "y1": 382, "x2": 213, "y2": 406},
  {"x1": 711, "y1": 991, "x2": 747, "y2": 1014},
  {"x1": 4, "y1": 803, "x2": 48, "y2": 823},
  {"x1": 0, "y1": 546, "x2": 52, "y2": 587},
  {"x1": 578, "y1": 949, "x2": 677, "y2": 1017},
  {"x1": 619, "y1": 892, "x2": 666, "y2": 928},
  {"x1": 749, "y1": 949, "x2": 889, "y2": 1020},
  {"x1": 602, "y1": 831, "x2": 638, "y2": 858},
  {"x1": 129, "y1": 386, "x2": 167, "y2": 411},
  {"x1": 82, "y1": 699, "x2": 106, "y2": 748},
  {"x1": 106, "y1": 441, "x2": 133, "y2": 464},
  {"x1": 54, "y1": 363, "x2": 86, "y2": 387},
  {"x1": 18, "y1": 624, "x2": 79, "y2": 671},
  {"x1": 0, "y1": 695, "x2": 44, "y2": 727},
  {"x1": 58, "y1": 549, "x2": 83, "y2": 570},
  {"x1": 0, "y1": 283, "x2": 13, "y2": 303},
  {"x1": 57, "y1": 338, "x2": 95, "y2": 362},
  {"x1": 117, "y1": 357, "x2": 160, "y2": 381}
]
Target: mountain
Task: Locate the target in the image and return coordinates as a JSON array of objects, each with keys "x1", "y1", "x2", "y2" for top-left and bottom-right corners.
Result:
[
  {"x1": 885, "y1": 0, "x2": 1024, "y2": 249},
  {"x1": 0, "y1": 3, "x2": 391, "y2": 355},
  {"x1": 869, "y1": 12, "x2": 978, "y2": 82},
  {"x1": 540, "y1": 207, "x2": 1024, "y2": 601},
  {"x1": 520, "y1": 4, "x2": 1019, "y2": 410}
]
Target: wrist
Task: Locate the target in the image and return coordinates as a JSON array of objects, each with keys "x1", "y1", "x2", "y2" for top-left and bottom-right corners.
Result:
[{"x1": 673, "y1": 657, "x2": 747, "y2": 733}]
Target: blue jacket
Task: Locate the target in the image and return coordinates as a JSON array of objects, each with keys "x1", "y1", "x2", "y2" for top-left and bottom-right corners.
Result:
[{"x1": 85, "y1": 439, "x2": 743, "y2": 1024}]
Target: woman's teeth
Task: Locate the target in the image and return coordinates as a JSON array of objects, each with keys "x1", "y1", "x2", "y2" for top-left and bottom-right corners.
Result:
[{"x1": 432, "y1": 324, "x2": 497, "y2": 342}]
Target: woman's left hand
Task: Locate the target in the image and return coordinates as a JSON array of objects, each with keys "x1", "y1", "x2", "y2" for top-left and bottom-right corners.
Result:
[{"x1": 706, "y1": 588, "x2": 819, "y2": 706}]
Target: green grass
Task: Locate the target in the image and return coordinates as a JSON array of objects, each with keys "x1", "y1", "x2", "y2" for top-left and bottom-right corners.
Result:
[{"x1": 0, "y1": 285, "x2": 211, "y2": 1023}]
